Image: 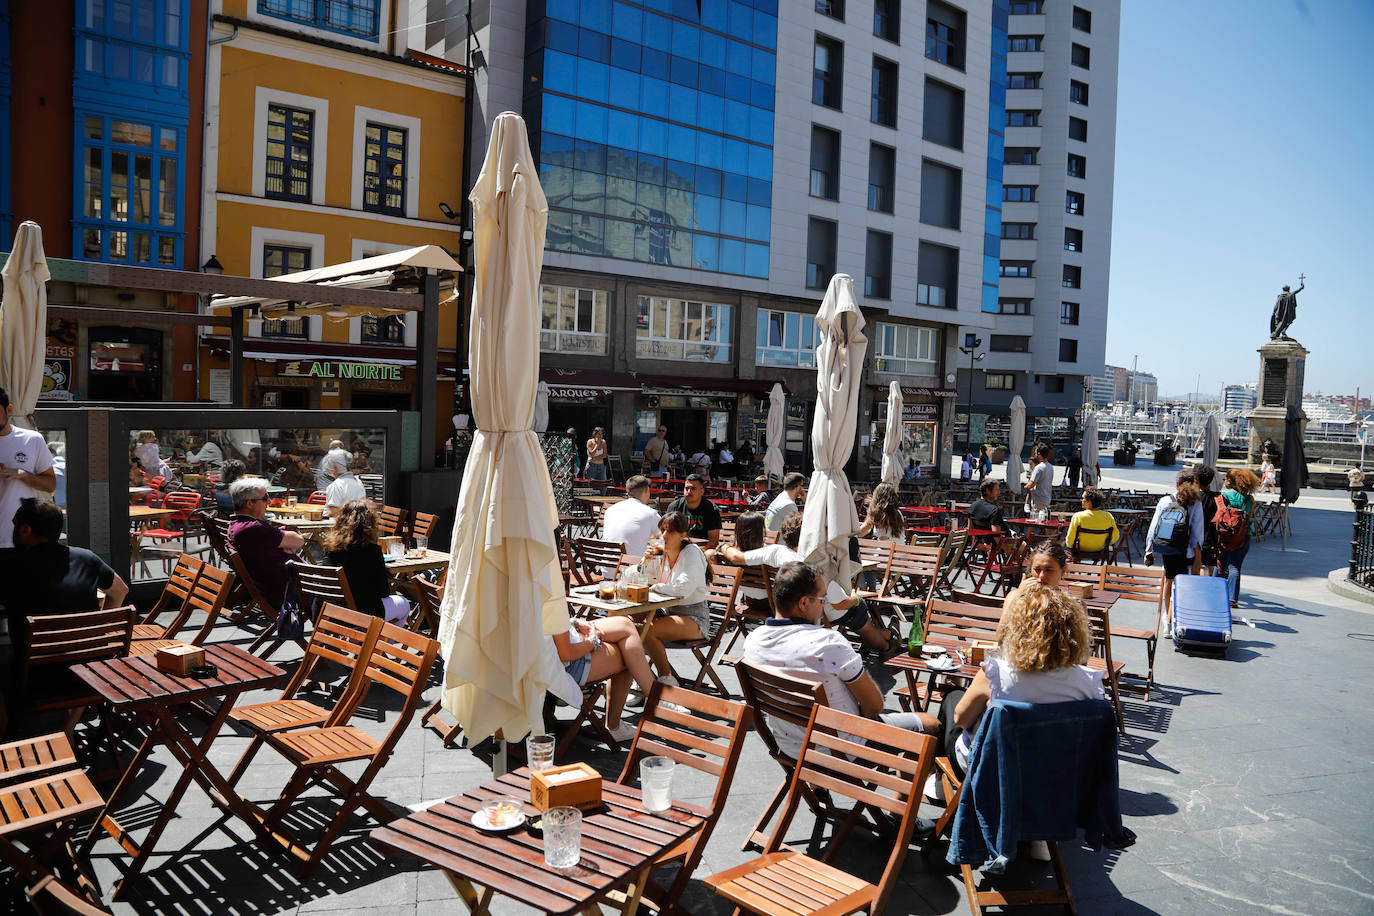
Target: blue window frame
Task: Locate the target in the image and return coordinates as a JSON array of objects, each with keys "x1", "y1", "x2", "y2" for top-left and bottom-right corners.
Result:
[
  {"x1": 258, "y1": 0, "x2": 380, "y2": 40},
  {"x1": 266, "y1": 104, "x2": 314, "y2": 201},
  {"x1": 363, "y1": 123, "x2": 406, "y2": 215},
  {"x1": 74, "y1": 115, "x2": 183, "y2": 266}
]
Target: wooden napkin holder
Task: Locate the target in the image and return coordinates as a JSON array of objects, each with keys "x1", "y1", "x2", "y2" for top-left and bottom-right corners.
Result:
[
  {"x1": 625, "y1": 583, "x2": 651, "y2": 603},
  {"x1": 156, "y1": 643, "x2": 205, "y2": 676},
  {"x1": 380, "y1": 536, "x2": 403, "y2": 555},
  {"x1": 969, "y1": 641, "x2": 998, "y2": 666},
  {"x1": 530, "y1": 762, "x2": 602, "y2": 812},
  {"x1": 1062, "y1": 583, "x2": 1095, "y2": 600}
]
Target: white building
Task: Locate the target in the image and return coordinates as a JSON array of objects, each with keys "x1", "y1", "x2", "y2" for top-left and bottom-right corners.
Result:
[{"x1": 1221, "y1": 383, "x2": 1257, "y2": 413}]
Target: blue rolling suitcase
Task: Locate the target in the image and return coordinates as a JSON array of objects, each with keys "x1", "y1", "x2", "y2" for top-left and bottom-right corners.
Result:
[{"x1": 1171, "y1": 574, "x2": 1231, "y2": 654}]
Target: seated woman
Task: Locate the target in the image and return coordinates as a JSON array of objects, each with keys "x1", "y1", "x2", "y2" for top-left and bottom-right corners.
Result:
[
  {"x1": 552, "y1": 615, "x2": 656, "y2": 743},
  {"x1": 1003, "y1": 540, "x2": 1070, "y2": 611},
  {"x1": 641, "y1": 511, "x2": 711, "y2": 683},
  {"x1": 1065, "y1": 486, "x2": 1119, "y2": 562},
  {"x1": 321, "y1": 500, "x2": 410, "y2": 623},
  {"x1": 857, "y1": 482, "x2": 904, "y2": 589},
  {"x1": 947, "y1": 582, "x2": 1105, "y2": 776},
  {"x1": 215, "y1": 459, "x2": 247, "y2": 516}
]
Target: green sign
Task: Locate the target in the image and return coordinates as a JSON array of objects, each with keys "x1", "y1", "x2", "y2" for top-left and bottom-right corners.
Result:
[{"x1": 282, "y1": 360, "x2": 404, "y2": 381}]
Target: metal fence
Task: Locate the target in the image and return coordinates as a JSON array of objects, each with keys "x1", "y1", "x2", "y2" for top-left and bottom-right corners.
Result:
[{"x1": 1352, "y1": 492, "x2": 1374, "y2": 590}]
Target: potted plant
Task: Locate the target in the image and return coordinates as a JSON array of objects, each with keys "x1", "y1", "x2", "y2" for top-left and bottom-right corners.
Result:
[
  {"x1": 1154, "y1": 435, "x2": 1177, "y2": 466},
  {"x1": 985, "y1": 438, "x2": 1006, "y2": 464},
  {"x1": 1112, "y1": 436, "x2": 1138, "y2": 467}
]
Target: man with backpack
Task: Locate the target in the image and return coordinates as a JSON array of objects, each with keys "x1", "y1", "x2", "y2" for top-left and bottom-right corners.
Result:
[{"x1": 1144, "y1": 469, "x2": 1205, "y2": 612}]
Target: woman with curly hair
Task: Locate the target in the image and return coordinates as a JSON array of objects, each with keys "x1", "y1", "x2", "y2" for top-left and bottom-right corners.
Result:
[
  {"x1": 1218, "y1": 467, "x2": 1260, "y2": 609},
  {"x1": 947, "y1": 582, "x2": 1104, "y2": 775},
  {"x1": 322, "y1": 500, "x2": 409, "y2": 622},
  {"x1": 858, "y1": 482, "x2": 905, "y2": 542}
]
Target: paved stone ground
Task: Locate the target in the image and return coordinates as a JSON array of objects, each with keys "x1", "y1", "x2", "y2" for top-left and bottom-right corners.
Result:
[{"x1": 39, "y1": 462, "x2": 1374, "y2": 914}]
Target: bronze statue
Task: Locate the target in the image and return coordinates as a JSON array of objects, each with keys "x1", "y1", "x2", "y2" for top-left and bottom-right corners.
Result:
[{"x1": 1269, "y1": 275, "x2": 1304, "y2": 340}]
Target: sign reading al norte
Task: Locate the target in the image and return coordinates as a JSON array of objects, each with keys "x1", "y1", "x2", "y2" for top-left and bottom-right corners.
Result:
[{"x1": 280, "y1": 360, "x2": 404, "y2": 381}]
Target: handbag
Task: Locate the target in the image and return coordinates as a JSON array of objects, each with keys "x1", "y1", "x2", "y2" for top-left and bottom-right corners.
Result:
[{"x1": 275, "y1": 581, "x2": 306, "y2": 640}]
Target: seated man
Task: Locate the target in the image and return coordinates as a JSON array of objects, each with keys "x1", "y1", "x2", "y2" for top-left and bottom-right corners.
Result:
[
  {"x1": 665, "y1": 474, "x2": 722, "y2": 551},
  {"x1": 743, "y1": 560, "x2": 939, "y2": 760},
  {"x1": 720, "y1": 514, "x2": 898, "y2": 656},
  {"x1": 968, "y1": 479, "x2": 1007, "y2": 542},
  {"x1": 601, "y1": 475, "x2": 661, "y2": 558},
  {"x1": 227, "y1": 476, "x2": 305, "y2": 608},
  {"x1": 324, "y1": 451, "x2": 367, "y2": 517},
  {"x1": 1065, "y1": 486, "x2": 1120, "y2": 559},
  {"x1": 765, "y1": 472, "x2": 807, "y2": 532},
  {"x1": 748, "y1": 475, "x2": 772, "y2": 506}
]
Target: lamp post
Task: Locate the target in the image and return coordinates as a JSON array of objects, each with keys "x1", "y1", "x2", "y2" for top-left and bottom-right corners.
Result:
[{"x1": 959, "y1": 334, "x2": 985, "y2": 452}]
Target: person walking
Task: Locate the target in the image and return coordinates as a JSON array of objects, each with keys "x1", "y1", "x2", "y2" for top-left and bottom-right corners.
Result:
[
  {"x1": 977, "y1": 445, "x2": 992, "y2": 483},
  {"x1": 1025, "y1": 445, "x2": 1055, "y2": 521},
  {"x1": 1144, "y1": 469, "x2": 1205, "y2": 612},
  {"x1": 643, "y1": 424, "x2": 670, "y2": 478},
  {"x1": 1258, "y1": 455, "x2": 1276, "y2": 495},
  {"x1": 1216, "y1": 468, "x2": 1259, "y2": 609},
  {"x1": 1066, "y1": 448, "x2": 1084, "y2": 489}
]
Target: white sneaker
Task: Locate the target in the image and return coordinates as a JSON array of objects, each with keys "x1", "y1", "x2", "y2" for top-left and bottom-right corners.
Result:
[
  {"x1": 1029, "y1": 840, "x2": 1052, "y2": 861},
  {"x1": 658, "y1": 675, "x2": 681, "y2": 688},
  {"x1": 607, "y1": 722, "x2": 637, "y2": 743}
]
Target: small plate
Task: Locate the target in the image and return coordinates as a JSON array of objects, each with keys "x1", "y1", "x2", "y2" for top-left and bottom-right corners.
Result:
[
  {"x1": 922, "y1": 646, "x2": 947, "y2": 657},
  {"x1": 927, "y1": 657, "x2": 960, "y2": 672},
  {"x1": 471, "y1": 809, "x2": 527, "y2": 834}
]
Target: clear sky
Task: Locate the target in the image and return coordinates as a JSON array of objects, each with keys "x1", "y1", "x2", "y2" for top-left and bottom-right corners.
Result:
[{"x1": 1108, "y1": 0, "x2": 1374, "y2": 399}]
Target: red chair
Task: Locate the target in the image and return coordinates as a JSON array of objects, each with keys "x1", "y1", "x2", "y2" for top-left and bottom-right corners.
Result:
[
  {"x1": 307, "y1": 491, "x2": 327, "y2": 505},
  {"x1": 139, "y1": 491, "x2": 205, "y2": 571}
]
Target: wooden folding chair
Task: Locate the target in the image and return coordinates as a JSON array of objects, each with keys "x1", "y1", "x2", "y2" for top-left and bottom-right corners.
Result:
[
  {"x1": 0, "y1": 734, "x2": 79, "y2": 786},
  {"x1": 26, "y1": 872, "x2": 114, "y2": 915},
  {"x1": 250, "y1": 622, "x2": 438, "y2": 874},
  {"x1": 1100, "y1": 564, "x2": 1166, "y2": 699},
  {"x1": 1083, "y1": 603, "x2": 1128, "y2": 735},
  {"x1": 128, "y1": 564, "x2": 236, "y2": 656},
  {"x1": 376, "y1": 505, "x2": 407, "y2": 538},
  {"x1": 288, "y1": 559, "x2": 359, "y2": 617},
  {"x1": 856, "y1": 538, "x2": 894, "y2": 589},
  {"x1": 722, "y1": 564, "x2": 776, "y2": 656},
  {"x1": 1068, "y1": 524, "x2": 1118, "y2": 564},
  {"x1": 705, "y1": 705, "x2": 937, "y2": 916},
  {"x1": 23, "y1": 607, "x2": 136, "y2": 734},
  {"x1": 408, "y1": 575, "x2": 443, "y2": 635},
  {"x1": 935, "y1": 528, "x2": 970, "y2": 598},
  {"x1": 734, "y1": 660, "x2": 830, "y2": 852},
  {"x1": 661, "y1": 565, "x2": 741, "y2": 697},
  {"x1": 618, "y1": 683, "x2": 751, "y2": 916},
  {"x1": 232, "y1": 553, "x2": 308, "y2": 659},
  {"x1": 226, "y1": 604, "x2": 384, "y2": 789},
  {"x1": 411, "y1": 511, "x2": 436, "y2": 543},
  {"x1": 0, "y1": 769, "x2": 107, "y2": 913},
  {"x1": 131, "y1": 554, "x2": 204, "y2": 640},
  {"x1": 864, "y1": 542, "x2": 947, "y2": 626},
  {"x1": 950, "y1": 589, "x2": 1005, "y2": 609},
  {"x1": 967, "y1": 536, "x2": 1027, "y2": 595},
  {"x1": 571, "y1": 536, "x2": 625, "y2": 586}
]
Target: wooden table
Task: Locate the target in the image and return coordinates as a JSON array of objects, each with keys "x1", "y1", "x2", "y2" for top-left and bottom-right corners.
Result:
[
  {"x1": 385, "y1": 549, "x2": 452, "y2": 580},
  {"x1": 371, "y1": 768, "x2": 707, "y2": 916},
  {"x1": 271, "y1": 503, "x2": 327, "y2": 521},
  {"x1": 75, "y1": 644, "x2": 285, "y2": 898},
  {"x1": 129, "y1": 506, "x2": 178, "y2": 523},
  {"x1": 566, "y1": 585, "x2": 681, "y2": 638}
]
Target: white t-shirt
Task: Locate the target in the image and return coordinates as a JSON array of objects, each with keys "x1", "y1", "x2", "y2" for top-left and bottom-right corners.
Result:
[
  {"x1": 738, "y1": 544, "x2": 849, "y2": 619},
  {"x1": 744, "y1": 619, "x2": 865, "y2": 759},
  {"x1": 1028, "y1": 461, "x2": 1054, "y2": 506},
  {"x1": 956, "y1": 657, "x2": 1105, "y2": 769},
  {"x1": 187, "y1": 440, "x2": 223, "y2": 469},
  {"x1": 0, "y1": 425, "x2": 55, "y2": 548},
  {"x1": 601, "y1": 497, "x2": 661, "y2": 558},
  {"x1": 765, "y1": 490, "x2": 798, "y2": 531},
  {"x1": 325, "y1": 473, "x2": 367, "y2": 512},
  {"x1": 653, "y1": 542, "x2": 709, "y2": 606}
]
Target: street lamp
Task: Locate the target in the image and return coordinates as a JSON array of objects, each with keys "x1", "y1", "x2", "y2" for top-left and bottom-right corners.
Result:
[{"x1": 959, "y1": 333, "x2": 985, "y2": 451}]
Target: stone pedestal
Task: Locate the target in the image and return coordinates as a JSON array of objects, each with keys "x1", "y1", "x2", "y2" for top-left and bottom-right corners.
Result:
[{"x1": 1246, "y1": 339, "x2": 1308, "y2": 463}]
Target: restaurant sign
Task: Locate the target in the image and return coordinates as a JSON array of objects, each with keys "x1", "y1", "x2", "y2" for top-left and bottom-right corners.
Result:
[
  {"x1": 280, "y1": 360, "x2": 404, "y2": 381},
  {"x1": 902, "y1": 404, "x2": 939, "y2": 419}
]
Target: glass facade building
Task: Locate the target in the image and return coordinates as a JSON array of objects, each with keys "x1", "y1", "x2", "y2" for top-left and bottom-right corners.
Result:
[
  {"x1": 981, "y1": 0, "x2": 1009, "y2": 312},
  {"x1": 524, "y1": 0, "x2": 778, "y2": 278}
]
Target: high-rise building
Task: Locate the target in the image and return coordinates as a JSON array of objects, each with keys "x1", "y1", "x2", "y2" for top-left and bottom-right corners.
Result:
[
  {"x1": 959, "y1": 0, "x2": 1119, "y2": 429},
  {"x1": 426, "y1": 0, "x2": 1015, "y2": 476},
  {"x1": 1090, "y1": 371, "x2": 1115, "y2": 406},
  {"x1": 1127, "y1": 369, "x2": 1157, "y2": 405},
  {"x1": 1221, "y1": 383, "x2": 1257, "y2": 413}
]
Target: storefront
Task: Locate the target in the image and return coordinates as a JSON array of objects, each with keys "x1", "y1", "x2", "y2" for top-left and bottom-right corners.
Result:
[
  {"x1": 870, "y1": 384, "x2": 956, "y2": 478},
  {"x1": 202, "y1": 340, "x2": 417, "y2": 412}
]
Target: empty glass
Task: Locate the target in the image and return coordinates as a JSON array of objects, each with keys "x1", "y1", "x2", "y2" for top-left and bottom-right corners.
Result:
[
  {"x1": 543, "y1": 806, "x2": 582, "y2": 869},
  {"x1": 527, "y1": 734, "x2": 555, "y2": 773},
  {"x1": 386, "y1": 538, "x2": 404, "y2": 560},
  {"x1": 640, "y1": 756, "x2": 675, "y2": 812},
  {"x1": 415, "y1": 535, "x2": 428, "y2": 556}
]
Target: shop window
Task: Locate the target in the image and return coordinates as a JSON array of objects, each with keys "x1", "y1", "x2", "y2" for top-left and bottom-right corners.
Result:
[
  {"x1": 74, "y1": 115, "x2": 182, "y2": 266},
  {"x1": 363, "y1": 123, "x2": 406, "y2": 215},
  {"x1": 756, "y1": 309, "x2": 819, "y2": 368},
  {"x1": 872, "y1": 400, "x2": 937, "y2": 468},
  {"x1": 88, "y1": 327, "x2": 162, "y2": 400},
  {"x1": 361, "y1": 314, "x2": 405, "y2": 343},
  {"x1": 635, "y1": 295, "x2": 731, "y2": 362},
  {"x1": 873, "y1": 322, "x2": 939, "y2": 375},
  {"x1": 540, "y1": 285, "x2": 608, "y2": 354}
]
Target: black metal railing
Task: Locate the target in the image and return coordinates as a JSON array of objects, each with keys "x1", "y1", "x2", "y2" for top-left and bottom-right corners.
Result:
[{"x1": 1351, "y1": 491, "x2": 1374, "y2": 590}]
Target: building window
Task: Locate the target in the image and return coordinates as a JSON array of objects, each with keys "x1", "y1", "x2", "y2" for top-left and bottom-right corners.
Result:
[
  {"x1": 873, "y1": 0, "x2": 900, "y2": 42},
  {"x1": 635, "y1": 295, "x2": 732, "y2": 362},
  {"x1": 865, "y1": 230, "x2": 893, "y2": 299},
  {"x1": 258, "y1": 0, "x2": 381, "y2": 39},
  {"x1": 1010, "y1": 0, "x2": 1043, "y2": 12},
  {"x1": 990, "y1": 335, "x2": 1030, "y2": 353},
  {"x1": 999, "y1": 298, "x2": 1031, "y2": 315},
  {"x1": 813, "y1": 36, "x2": 844, "y2": 109},
  {"x1": 757, "y1": 310, "x2": 820, "y2": 367},
  {"x1": 1064, "y1": 227, "x2": 1083, "y2": 251},
  {"x1": 1070, "y1": 80, "x2": 1090, "y2": 105},
  {"x1": 1067, "y1": 153, "x2": 1086, "y2": 178},
  {"x1": 1045, "y1": 376, "x2": 1066, "y2": 393},
  {"x1": 1009, "y1": 35, "x2": 1042, "y2": 51},
  {"x1": 809, "y1": 126, "x2": 841, "y2": 200},
  {"x1": 77, "y1": 0, "x2": 186, "y2": 87},
  {"x1": 1061, "y1": 301, "x2": 1080, "y2": 325},
  {"x1": 873, "y1": 323, "x2": 939, "y2": 375},
  {"x1": 925, "y1": 0, "x2": 965, "y2": 70},
  {"x1": 1006, "y1": 147, "x2": 1038, "y2": 165},
  {"x1": 1001, "y1": 222, "x2": 1035, "y2": 240},
  {"x1": 362, "y1": 123, "x2": 406, "y2": 215},
  {"x1": 986, "y1": 373, "x2": 1017, "y2": 390},
  {"x1": 1059, "y1": 338, "x2": 1079, "y2": 362},
  {"x1": 1004, "y1": 185, "x2": 1036, "y2": 202},
  {"x1": 1062, "y1": 265, "x2": 1082, "y2": 288},
  {"x1": 1069, "y1": 117, "x2": 1088, "y2": 141},
  {"x1": 816, "y1": 0, "x2": 845, "y2": 20},
  {"x1": 868, "y1": 143, "x2": 896, "y2": 213},
  {"x1": 361, "y1": 314, "x2": 405, "y2": 343},
  {"x1": 262, "y1": 315, "x2": 308, "y2": 338},
  {"x1": 1073, "y1": 6, "x2": 1092, "y2": 32},
  {"x1": 1008, "y1": 72, "x2": 1041, "y2": 89},
  {"x1": 75, "y1": 115, "x2": 182, "y2": 266},
  {"x1": 1066, "y1": 190, "x2": 1084, "y2": 214},
  {"x1": 919, "y1": 160, "x2": 961, "y2": 229},
  {"x1": 265, "y1": 104, "x2": 313, "y2": 201},
  {"x1": 806, "y1": 217, "x2": 838, "y2": 289},
  {"x1": 917, "y1": 241, "x2": 958, "y2": 308},
  {"x1": 1007, "y1": 110, "x2": 1039, "y2": 127},
  {"x1": 263, "y1": 243, "x2": 311, "y2": 277},
  {"x1": 540, "y1": 285, "x2": 608, "y2": 355},
  {"x1": 922, "y1": 78, "x2": 964, "y2": 149},
  {"x1": 871, "y1": 57, "x2": 899, "y2": 127},
  {"x1": 1000, "y1": 261, "x2": 1033, "y2": 278},
  {"x1": 1072, "y1": 42, "x2": 1091, "y2": 68}
]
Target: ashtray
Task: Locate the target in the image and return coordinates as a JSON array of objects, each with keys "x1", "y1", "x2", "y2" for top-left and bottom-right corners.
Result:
[{"x1": 188, "y1": 663, "x2": 218, "y2": 679}]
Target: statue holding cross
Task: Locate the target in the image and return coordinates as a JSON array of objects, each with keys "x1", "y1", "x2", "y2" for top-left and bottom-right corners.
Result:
[{"x1": 1269, "y1": 274, "x2": 1304, "y2": 340}]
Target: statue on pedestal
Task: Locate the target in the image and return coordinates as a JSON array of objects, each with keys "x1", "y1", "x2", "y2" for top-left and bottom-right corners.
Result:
[{"x1": 1269, "y1": 275, "x2": 1304, "y2": 340}]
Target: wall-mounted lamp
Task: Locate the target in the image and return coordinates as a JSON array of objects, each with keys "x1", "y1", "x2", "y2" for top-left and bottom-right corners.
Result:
[
  {"x1": 201, "y1": 255, "x2": 223, "y2": 275},
  {"x1": 438, "y1": 201, "x2": 458, "y2": 220}
]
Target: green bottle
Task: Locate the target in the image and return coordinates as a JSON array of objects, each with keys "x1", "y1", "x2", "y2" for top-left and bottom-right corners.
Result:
[{"x1": 907, "y1": 614, "x2": 924, "y2": 657}]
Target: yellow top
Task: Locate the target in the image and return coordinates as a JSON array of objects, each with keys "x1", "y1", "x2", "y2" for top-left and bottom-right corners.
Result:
[{"x1": 1066, "y1": 509, "x2": 1120, "y2": 553}]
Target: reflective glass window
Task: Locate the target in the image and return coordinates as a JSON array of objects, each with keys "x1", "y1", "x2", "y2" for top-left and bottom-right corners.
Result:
[
  {"x1": 579, "y1": 0, "x2": 610, "y2": 32},
  {"x1": 748, "y1": 145, "x2": 772, "y2": 181},
  {"x1": 643, "y1": 12, "x2": 671, "y2": 49},
  {"x1": 611, "y1": 2, "x2": 641, "y2": 41},
  {"x1": 669, "y1": 84, "x2": 698, "y2": 123},
  {"x1": 642, "y1": 47, "x2": 669, "y2": 79},
  {"x1": 544, "y1": 50, "x2": 577, "y2": 91},
  {"x1": 575, "y1": 101, "x2": 607, "y2": 143},
  {"x1": 609, "y1": 68, "x2": 639, "y2": 108},
  {"x1": 672, "y1": 20, "x2": 700, "y2": 58},
  {"x1": 611, "y1": 38, "x2": 641, "y2": 70},
  {"x1": 577, "y1": 57, "x2": 610, "y2": 102}
]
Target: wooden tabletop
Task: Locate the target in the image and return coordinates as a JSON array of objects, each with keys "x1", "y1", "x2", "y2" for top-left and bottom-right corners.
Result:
[
  {"x1": 1005, "y1": 517, "x2": 1071, "y2": 528},
  {"x1": 272, "y1": 517, "x2": 334, "y2": 532},
  {"x1": 129, "y1": 506, "x2": 179, "y2": 520},
  {"x1": 384, "y1": 549, "x2": 451, "y2": 576},
  {"x1": 272, "y1": 504, "x2": 328, "y2": 520},
  {"x1": 72, "y1": 643, "x2": 284, "y2": 709},
  {"x1": 566, "y1": 584, "x2": 682, "y2": 617},
  {"x1": 371, "y1": 768, "x2": 707, "y2": 916}
]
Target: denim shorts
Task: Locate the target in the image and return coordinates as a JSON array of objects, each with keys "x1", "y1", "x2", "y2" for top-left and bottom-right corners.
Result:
[
  {"x1": 565, "y1": 654, "x2": 590, "y2": 686},
  {"x1": 833, "y1": 599, "x2": 871, "y2": 631}
]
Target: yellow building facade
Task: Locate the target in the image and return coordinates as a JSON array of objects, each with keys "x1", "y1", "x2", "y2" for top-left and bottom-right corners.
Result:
[{"x1": 199, "y1": 1, "x2": 464, "y2": 432}]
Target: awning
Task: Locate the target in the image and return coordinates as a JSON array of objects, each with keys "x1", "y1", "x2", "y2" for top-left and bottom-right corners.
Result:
[
  {"x1": 638, "y1": 374, "x2": 787, "y2": 395},
  {"x1": 870, "y1": 383, "x2": 958, "y2": 398},
  {"x1": 539, "y1": 367, "x2": 639, "y2": 395},
  {"x1": 205, "y1": 334, "x2": 416, "y2": 362}
]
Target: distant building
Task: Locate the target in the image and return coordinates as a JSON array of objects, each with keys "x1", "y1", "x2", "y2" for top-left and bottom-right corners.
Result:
[
  {"x1": 1090, "y1": 372, "x2": 1116, "y2": 406},
  {"x1": 1126, "y1": 370, "x2": 1157, "y2": 405},
  {"x1": 1221, "y1": 383, "x2": 1257, "y2": 413}
]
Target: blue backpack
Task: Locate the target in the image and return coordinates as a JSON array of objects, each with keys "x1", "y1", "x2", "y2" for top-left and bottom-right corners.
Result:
[{"x1": 1152, "y1": 497, "x2": 1191, "y2": 556}]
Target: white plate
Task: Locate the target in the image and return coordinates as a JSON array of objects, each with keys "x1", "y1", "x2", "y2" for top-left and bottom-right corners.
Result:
[
  {"x1": 471, "y1": 809, "x2": 527, "y2": 834},
  {"x1": 926, "y1": 657, "x2": 961, "y2": 672},
  {"x1": 922, "y1": 646, "x2": 947, "y2": 657}
]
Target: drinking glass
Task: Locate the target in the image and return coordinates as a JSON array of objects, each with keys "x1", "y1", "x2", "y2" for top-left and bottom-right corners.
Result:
[
  {"x1": 640, "y1": 756, "x2": 675, "y2": 812},
  {"x1": 415, "y1": 535, "x2": 428, "y2": 556},
  {"x1": 527, "y1": 734, "x2": 555, "y2": 772},
  {"x1": 543, "y1": 806, "x2": 582, "y2": 869},
  {"x1": 387, "y1": 539, "x2": 404, "y2": 560}
]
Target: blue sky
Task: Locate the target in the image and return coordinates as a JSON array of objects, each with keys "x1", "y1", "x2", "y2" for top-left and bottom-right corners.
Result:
[{"x1": 1108, "y1": 0, "x2": 1374, "y2": 399}]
